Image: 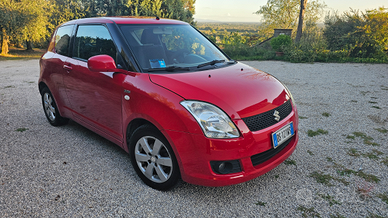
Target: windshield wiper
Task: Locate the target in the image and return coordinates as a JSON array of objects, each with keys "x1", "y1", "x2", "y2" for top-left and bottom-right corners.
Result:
[
  {"x1": 197, "y1": 59, "x2": 225, "y2": 68},
  {"x1": 148, "y1": 65, "x2": 191, "y2": 72}
]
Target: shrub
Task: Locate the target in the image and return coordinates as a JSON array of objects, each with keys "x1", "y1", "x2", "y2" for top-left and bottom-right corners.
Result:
[
  {"x1": 324, "y1": 8, "x2": 388, "y2": 59},
  {"x1": 270, "y1": 35, "x2": 292, "y2": 52}
]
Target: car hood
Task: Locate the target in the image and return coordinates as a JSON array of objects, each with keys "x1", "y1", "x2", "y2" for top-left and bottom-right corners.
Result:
[{"x1": 149, "y1": 62, "x2": 290, "y2": 119}]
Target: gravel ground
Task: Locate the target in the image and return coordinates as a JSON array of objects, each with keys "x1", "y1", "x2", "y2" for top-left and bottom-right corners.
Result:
[{"x1": 0, "y1": 59, "x2": 387, "y2": 217}]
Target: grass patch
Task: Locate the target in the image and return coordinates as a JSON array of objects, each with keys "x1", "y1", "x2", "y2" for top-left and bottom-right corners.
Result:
[
  {"x1": 297, "y1": 205, "x2": 321, "y2": 218},
  {"x1": 307, "y1": 150, "x2": 314, "y2": 156},
  {"x1": 381, "y1": 157, "x2": 388, "y2": 166},
  {"x1": 368, "y1": 101, "x2": 378, "y2": 104},
  {"x1": 350, "y1": 100, "x2": 358, "y2": 103},
  {"x1": 377, "y1": 192, "x2": 388, "y2": 204},
  {"x1": 332, "y1": 162, "x2": 379, "y2": 183},
  {"x1": 322, "y1": 112, "x2": 331, "y2": 117},
  {"x1": 318, "y1": 193, "x2": 341, "y2": 206},
  {"x1": 284, "y1": 159, "x2": 296, "y2": 166},
  {"x1": 357, "y1": 171, "x2": 380, "y2": 183},
  {"x1": 347, "y1": 148, "x2": 360, "y2": 157},
  {"x1": 372, "y1": 106, "x2": 381, "y2": 109},
  {"x1": 307, "y1": 129, "x2": 328, "y2": 137},
  {"x1": 360, "y1": 91, "x2": 370, "y2": 95},
  {"x1": 353, "y1": 132, "x2": 369, "y2": 138},
  {"x1": 364, "y1": 140, "x2": 380, "y2": 146},
  {"x1": 346, "y1": 135, "x2": 355, "y2": 140},
  {"x1": 375, "y1": 127, "x2": 387, "y2": 134},
  {"x1": 363, "y1": 149, "x2": 383, "y2": 160},
  {"x1": 326, "y1": 157, "x2": 333, "y2": 162},
  {"x1": 309, "y1": 171, "x2": 348, "y2": 186},
  {"x1": 16, "y1": 127, "x2": 28, "y2": 132},
  {"x1": 367, "y1": 212, "x2": 385, "y2": 218},
  {"x1": 329, "y1": 213, "x2": 346, "y2": 218},
  {"x1": 351, "y1": 132, "x2": 380, "y2": 146},
  {"x1": 0, "y1": 47, "x2": 45, "y2": 60},
  {"x1": 255, "y1": 201, "x2": 267, "y2": 206},
  {"x1": 299, "y1": 116, "x2": 308, "y2": 119}
]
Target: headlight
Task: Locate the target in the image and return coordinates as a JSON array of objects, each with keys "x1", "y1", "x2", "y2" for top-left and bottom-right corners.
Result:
[
  {"x1": 180, "y1": 101, "x2": 240, "y2": 139},
  {"x1": 281, "y1": 82, "x2": 296, "y2": 107}
]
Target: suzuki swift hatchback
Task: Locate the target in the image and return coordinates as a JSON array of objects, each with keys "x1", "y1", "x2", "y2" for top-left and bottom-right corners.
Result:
[{"x1": 39, "y1": 17, "x2": 299, "y2": 190}]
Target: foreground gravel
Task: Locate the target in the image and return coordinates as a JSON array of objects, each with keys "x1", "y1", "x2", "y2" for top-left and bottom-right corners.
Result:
[{"x1": 0, "y1": 59, "x2": 387, "y2": 217}]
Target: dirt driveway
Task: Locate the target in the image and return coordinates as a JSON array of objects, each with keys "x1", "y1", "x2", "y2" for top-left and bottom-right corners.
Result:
[{"x1": 1, "y1": 59, "x2": 387, "y2": 217}]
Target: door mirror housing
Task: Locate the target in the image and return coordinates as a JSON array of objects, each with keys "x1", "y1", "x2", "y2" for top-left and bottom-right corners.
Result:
[{"x1": 88, "y1": 55, "x2": 117, "y2": 72}]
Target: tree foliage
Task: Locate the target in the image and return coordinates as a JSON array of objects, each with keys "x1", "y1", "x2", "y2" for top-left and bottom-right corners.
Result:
[
  {"x1": 255, "y1": 0, "x2": 326, "y2": 38},
  {"x1": 324, "y1": 7, "x2": 388, "y2": 58},
  {"x1": 0, "y1": 0, "x2": 196, "y2": 54},
  {"x1": 0, "y1": 0, "x2": 52, "y2": 52}
]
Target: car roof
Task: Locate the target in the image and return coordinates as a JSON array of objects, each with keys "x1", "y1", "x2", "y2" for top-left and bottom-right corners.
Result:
[{"x1": 62, "y1": 17, "x2": 188, "y2": 26}]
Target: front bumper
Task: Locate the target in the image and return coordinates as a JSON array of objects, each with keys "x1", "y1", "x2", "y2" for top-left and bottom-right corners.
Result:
[{"x1": 164, "y1": 110, "x2": 299, "y2": 187}]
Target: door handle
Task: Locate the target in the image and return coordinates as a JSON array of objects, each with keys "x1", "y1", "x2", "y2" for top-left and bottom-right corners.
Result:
[{"x1": 63, "y1": 65, "x2": 72, "y2": 71}]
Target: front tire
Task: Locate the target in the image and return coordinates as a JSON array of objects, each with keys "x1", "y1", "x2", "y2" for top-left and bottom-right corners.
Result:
[
  {"x1": 128, "y1": 125, "x2": 180, "y2": 191},
  {"x1": 41, "y1": 87, "x2": 69, "y2": 126}
]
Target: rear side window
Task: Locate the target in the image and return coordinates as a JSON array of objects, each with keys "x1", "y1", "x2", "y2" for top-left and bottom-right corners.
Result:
[
  {"x1": 55, "y1": 25, "x2": 73, "y2": 56},
  {"x1": 73, "y1": 25, "x2": 116, "y2": 61}
]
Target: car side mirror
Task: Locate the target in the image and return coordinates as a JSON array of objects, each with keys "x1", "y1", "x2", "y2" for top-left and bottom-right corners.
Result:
[{"x1": 88, "y1": 55, "x2": 117, "y2": 72}]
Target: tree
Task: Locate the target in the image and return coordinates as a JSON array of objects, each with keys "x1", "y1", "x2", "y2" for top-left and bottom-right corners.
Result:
[
  {"x1": 0, "y1": 0, "x2": 196, "y2": 55},
  {"x1": 19, "y1": 0, "x2": 50, "y2": 50},
  {"x1": 295, "y1": 0, "x2": 307, "y2": 42},
  {"x1": 255, "y1": 0, "x2": 325, "y2": 38},
  {"x1": 49, "y1": 0, "x2": 87, "y2": 27},
  {"x1": 0, "y1": 0, "x2": 35, "y2": 54},
  {"x1": 324, "y1": 7, "x2": 388, "y2": 58}
]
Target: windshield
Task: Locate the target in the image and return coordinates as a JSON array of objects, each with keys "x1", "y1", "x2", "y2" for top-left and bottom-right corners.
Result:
[{"x1": 119, "y1": 24, "x2": 231, "y2": 72}]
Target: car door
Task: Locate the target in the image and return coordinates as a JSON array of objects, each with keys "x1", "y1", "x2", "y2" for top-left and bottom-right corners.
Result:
[
  {"x1": 63, "y1": 24, "x2": 125, "y2": 144},
  {"x1": 44, "y1": 25, "x2": 75, "y2": 115}
]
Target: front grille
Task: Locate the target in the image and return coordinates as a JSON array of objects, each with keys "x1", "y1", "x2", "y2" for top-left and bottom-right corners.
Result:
[
  {"x1": 251, "y1": 137, "x2": 293, "y2": 166},
  {"x1": 242, "y1": 100, "x2": 292, "y2": 132}
]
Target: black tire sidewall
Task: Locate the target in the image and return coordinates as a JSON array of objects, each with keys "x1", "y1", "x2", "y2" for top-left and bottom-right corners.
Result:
[{"x1": 128, "y1": 125, "x2": 180, "y2": 191}]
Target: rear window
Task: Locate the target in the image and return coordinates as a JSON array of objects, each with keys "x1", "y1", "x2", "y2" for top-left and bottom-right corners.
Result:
[{"x1": 54, "y1": 25, "x2": 73, "y2": 56}]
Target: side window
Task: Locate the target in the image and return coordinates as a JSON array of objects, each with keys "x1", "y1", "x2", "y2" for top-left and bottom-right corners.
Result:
[
  {"x1": 55, "y1": 25, "x2": 73, "y2": 56},
  {"x1": 73, "y1": 25, "x2": 116, "y2": 61}
]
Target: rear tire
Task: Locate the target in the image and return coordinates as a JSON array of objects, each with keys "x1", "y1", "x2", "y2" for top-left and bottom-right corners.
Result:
[
  {"x1": 128, "y1": 125, "x2": 180, "y2": 191},
  {"x1": 41, "y1": 87, "x2": 69, "y2": 126}
]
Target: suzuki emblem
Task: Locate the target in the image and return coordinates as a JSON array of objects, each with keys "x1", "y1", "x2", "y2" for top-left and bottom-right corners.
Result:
[{"x1": 273, "y1": 110, "x2": 280, "y2": 121}]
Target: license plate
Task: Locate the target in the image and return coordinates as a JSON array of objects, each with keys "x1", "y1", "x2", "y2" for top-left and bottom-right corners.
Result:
[{"x1": 272, "y1": 122, "x2": 294, "y2": 149}]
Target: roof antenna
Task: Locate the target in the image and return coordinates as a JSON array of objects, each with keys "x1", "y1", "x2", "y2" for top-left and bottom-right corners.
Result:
[{"x1": 156, "y1": 16, "x2": 160, "y2": 20}]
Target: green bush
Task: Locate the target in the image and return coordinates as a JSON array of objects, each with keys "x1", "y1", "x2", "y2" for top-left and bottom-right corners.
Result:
[
  {"x1": 270, "y1": 35, "x2": 292, "y2": 52},
  {"x1": 324, "y1": 8, "x2": 388, "y2": 59},
  {"x1": 222, "y1": 42, "x2": 275, "y2": 60}
]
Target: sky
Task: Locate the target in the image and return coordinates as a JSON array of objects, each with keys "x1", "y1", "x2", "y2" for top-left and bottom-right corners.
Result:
[{"x1": 194, "y1": 0, "x2": 387, "y2": 22}]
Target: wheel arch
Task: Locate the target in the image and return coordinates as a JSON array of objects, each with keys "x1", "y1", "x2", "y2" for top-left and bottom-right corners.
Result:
[
  {"x1": 38, "y1": 81, "x2": 49, "y2": 95},
  {"x1": 126, "y1": 118, "x2": 157, "y2": 146},
  {"x1": 124, "y1": 117, "x2": 185, "y2": 175}
]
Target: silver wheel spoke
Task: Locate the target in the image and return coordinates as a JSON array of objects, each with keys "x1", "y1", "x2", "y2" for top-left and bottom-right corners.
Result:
[
  {"x1": 151, "y1": 140, "x2": 163, "y2": 156},
  {"x1": 156, "y1": 157, "x2": 172, "y2": 167},
  {"x1": 49, "y1": 111, "x2": 54, "y2": 120},
  {"x1": 135, "y1": 152, "x2": 150, "y2": 162},
  {"x1": 144, "y1": 163, "x2": 154, "y2": 179},
  {"x1": 155, "y1": 165, "x2": 168, "y2": 182},
  {"x1": 139, "y1": 138, "x2": 152, "y2": 154}
]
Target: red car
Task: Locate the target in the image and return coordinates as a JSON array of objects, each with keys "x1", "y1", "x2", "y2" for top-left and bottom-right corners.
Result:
[{"x1": 39, "y1": 17, "x2": 299, "y2": 190}]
